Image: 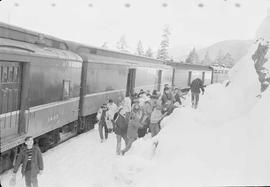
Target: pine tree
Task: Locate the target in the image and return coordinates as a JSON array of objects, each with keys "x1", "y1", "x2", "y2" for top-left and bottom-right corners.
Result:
[
  {"x1": 185, "y1": 48, "x2": 199, "y2": 64},
  {"x1": 157, "y1": 25, "x2": 170, "y2": 61},
  {"x1": 116, "y1": 35, "x2": 129, "y2": 52},
  {"x1": 145, "y1": 47, "x2": 153, "y2": 58},
  {"x1": 101, "y1": 42, "x2": 108, "y2": 49},
  {"x1": 201, "y1": 51, "x2": 212, "y2": 65},
  {"x1": 136, "y1": 40, "x2": 144, "y2": 55},
  {"x1": 221, "y1": 52, "x2": 234, "y2": 67},
  {"x1": 214, "y1": 49, "x2": 224, "y2": 65}
]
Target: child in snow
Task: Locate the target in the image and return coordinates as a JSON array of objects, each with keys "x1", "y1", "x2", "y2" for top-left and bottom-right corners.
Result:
[
  {"x1": 97, "y1": 103, "x2": 109, "y2": 142},
  {"x1": 150, "y1": 100, "x2": 167, "y2": 137},
  {"x1": 121, "y1": 101, "x2": 143, "y2": 155},
  {"x1": 11, "y1": 136, "x2": 43, "y2": 187}
]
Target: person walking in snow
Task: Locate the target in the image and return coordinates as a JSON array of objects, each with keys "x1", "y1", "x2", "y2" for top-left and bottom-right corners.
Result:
[
  {"x1": 106, "y1": 99, "x2": 118, "y2": 133},
  {"x1": 121, "y1": 101, "x2": 143, "y2": 155},
  {"x1": 138, "y1": 100, "x2": 153, "y2": 137},
  {"x1": 97, "y1": 104, "x2": 109, "y2": 142},
  {"x1": 161, "y1": 87, "x2": 175, "y2": 115},
  {"x1": 173, "y1": 87, "x2": 185, "y2": 107},
  {"x1": 190, "y1": 77, "x2": 205, "y2": 109},
  {"x1": 10, "y1": 136, "x2": 43, "y2": 187},
  {"x1": 150, "y1": 100, "x2": 167, "y2": 137},
  {"x1": 113, "y1": 95, "x2": 130, "y2": 155}
]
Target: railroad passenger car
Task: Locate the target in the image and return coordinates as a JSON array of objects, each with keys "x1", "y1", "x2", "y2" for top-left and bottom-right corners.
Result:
[
  {"x1": 211, "y1": 64, "x2": 230, "y2": 83},
  {"x1": 0, "y1": 23, "x2": 83, "y2": 172},
  {"x1": 66, "y1": 42, "x2": 173, "y2": 130},
  {"x1": 167, "y1": 62, "x2": 213, "y2": 91}
]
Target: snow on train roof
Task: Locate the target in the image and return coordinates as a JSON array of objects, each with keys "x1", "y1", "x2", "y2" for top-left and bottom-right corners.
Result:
[
  {"x1": 66, "y1": 41, "x2": 171, "y2": 69},
  {"x1": 0, "y1": 38, "x2": 82, "y2": 61}
]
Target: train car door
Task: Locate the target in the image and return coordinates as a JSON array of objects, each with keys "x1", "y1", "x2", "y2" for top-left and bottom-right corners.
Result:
[
  {"x1": 0, "y1": 62, "x2": 22, "y2": 140},
  {"x1": 126, "y1": 69, "x2": 136, "y2": 96},
  {"x1": 188, "y1": 71, "x2": 192, "y2": 86},
  {"x1": 202, "y1": 72, "x2": 205, "y2": 85},
  {"x1": 157, "y1": 70, "x2": 162, "y2": 91}
]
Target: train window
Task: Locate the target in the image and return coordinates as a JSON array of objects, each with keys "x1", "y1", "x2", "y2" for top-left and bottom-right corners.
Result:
[
  {"x1": 62, "y1": 80, "x2": 71, "y2": 100},
  {"x1": 2, "y1": 67, "x2": 8, "y2": 83},
  {"x1": 13, "y1": 67, "x2": 18, "y2": 82},
  {"x1": 0, "y1": 67, "x2": 2, "y2": 83},
  {"x1": 8, "y1": 67, "x2": 14, "y2": 82}
]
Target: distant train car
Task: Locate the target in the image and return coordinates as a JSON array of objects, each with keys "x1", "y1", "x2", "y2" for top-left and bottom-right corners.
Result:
[
  {"x1": 66, "y1": 42, "x2": 173, "y2": 130},
  {"x1": 167, "y1": 62, "x2": 213, "y2": 91},
  {"x1": 211, "y1": 64, "x2": 230, "y2": 83}
]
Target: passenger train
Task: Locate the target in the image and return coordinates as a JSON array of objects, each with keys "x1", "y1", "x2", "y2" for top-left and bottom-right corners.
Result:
[{"x1": 0, "y1": 23, "x2": 226, "y2": 173}]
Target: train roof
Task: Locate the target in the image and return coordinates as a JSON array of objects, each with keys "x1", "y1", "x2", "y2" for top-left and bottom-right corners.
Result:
[
  {"x1": 166, "y1": 62, "x2": 213, "y2": 71},
  {"x1": 66, "y1": 41, "x2": 172, "y2": 69},
  {"x1": 0, "y1": 38, "x2": 82, "y2": 62},
  {"x1": 0, "y1": 22, "x2": 170, "y2": 69},
  {"x1": 0, "y1": 22, "x2": 69, "y2": 50}
]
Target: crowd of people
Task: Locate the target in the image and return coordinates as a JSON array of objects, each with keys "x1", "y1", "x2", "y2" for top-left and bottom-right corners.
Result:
[
  {"x1": 96, "y1": 85, "x2": 186, "y2": 155},
  {"x1": 9, "y1": 79, "x2": 205, "y2": 187}
]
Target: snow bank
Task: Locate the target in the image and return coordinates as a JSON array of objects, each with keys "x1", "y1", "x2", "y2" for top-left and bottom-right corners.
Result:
[{"x1": 97, "y1": 9, "x2": 270, "y2": 187}]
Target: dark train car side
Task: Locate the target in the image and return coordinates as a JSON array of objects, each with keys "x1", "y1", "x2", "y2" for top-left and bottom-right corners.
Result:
[
  {"x1": 0, "y1": 23, "x2": 83, "y2": 172},
  {"x1": 67, "y1": 42, "x2": 173, "y2": 130}
]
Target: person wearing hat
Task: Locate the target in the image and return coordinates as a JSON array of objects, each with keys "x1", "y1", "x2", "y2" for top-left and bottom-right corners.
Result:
[
  {"x1": 150, "y1": 100, "x2": 167, "y2": 137},
  {"x1": 106, "y1": 99, "x2": 118, "y2": 133},
  {"x1": 190, "y1": 77, "x2": 205, "y2": 109},
  {"x1": 121, "y1": 100, "x2": 143, "y2": 155}
]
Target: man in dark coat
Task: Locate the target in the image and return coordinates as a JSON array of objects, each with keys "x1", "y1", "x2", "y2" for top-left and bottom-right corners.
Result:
[
  {"x1": 11, "y1": 136, "x2": 44, "y2": 187},
  {"x1": 190, "y1": 78, "x2": 205, "y2": 109},
  {"x1": 161, "y1": 87, "x2": 175, "y2": 115}
]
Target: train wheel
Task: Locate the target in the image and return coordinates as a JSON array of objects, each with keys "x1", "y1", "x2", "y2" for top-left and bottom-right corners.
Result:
[
  {"x1": 38, "y1": 136, "x2": 50, "y2": 152},
  {"x1": 0, "y1": 149, "x2": 16, "y2": 173},
  {"x1": 78, "y1": 117, "x2": 86, "y2": 134}
]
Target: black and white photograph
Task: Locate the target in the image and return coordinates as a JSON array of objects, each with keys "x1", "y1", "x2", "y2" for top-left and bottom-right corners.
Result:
[{"x1": 0, "y1": 0, "x2": 270, "y2": 186}]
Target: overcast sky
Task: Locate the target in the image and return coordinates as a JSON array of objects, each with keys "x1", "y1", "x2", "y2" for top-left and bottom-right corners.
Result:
[{"x1": 0, "y1": 0, "x2": 270, "y2": 52}]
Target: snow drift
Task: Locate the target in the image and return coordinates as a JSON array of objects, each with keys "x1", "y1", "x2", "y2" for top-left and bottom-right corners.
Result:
[{"x1": 97, "y1": 9, "x2": 270, "y2": 187}]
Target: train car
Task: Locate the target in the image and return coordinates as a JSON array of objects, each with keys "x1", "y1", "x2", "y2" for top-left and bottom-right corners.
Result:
[
  {"x1": 211, "y1": 64, "x2": 230, "y2": 83},
  {"x1": 167, "y1": 62, "x2": 213, "y2": 91},
  {"x1": 66, "y1": 42, "x2": 173, "y2": 130},
  {"x1": 0, "y1": 23, "x2": 83, "y2": 172}
]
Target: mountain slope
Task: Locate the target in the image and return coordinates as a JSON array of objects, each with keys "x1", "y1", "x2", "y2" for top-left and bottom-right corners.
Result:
[{"x1": 169, "y1": 40, "x2": 253, "y2": 64}]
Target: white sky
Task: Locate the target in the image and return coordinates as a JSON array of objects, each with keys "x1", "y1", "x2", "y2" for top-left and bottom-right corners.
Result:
[{"x1": 0, "y1": 0, "x2": 270, "y2": 52}]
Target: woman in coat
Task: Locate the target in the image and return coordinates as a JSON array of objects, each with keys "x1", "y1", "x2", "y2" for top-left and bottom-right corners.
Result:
[{"x1": 121, "y1": 101, "x2": 143, "y2": 155}]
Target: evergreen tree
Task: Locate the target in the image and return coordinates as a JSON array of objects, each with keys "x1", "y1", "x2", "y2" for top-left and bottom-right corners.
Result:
[
  {"x1": 101, "y1": 42, "x2": 108, "y2": 49},
  {"x1": 145, "y1": 47, "x2": 153, "y2": 58},
  {"x1": 136, "y1": 40, "x2": 144, "y2": 55},
  {"x1": 185, "y1": 48, "x2": 199, "y2": 64},
  {"x1": 213, "y1": 49, "x2": 224, "y2": 65},
  {"x1": 116, "y1": 35, "x2": 129, "y2": 52},
  {"x1": 221, "y1": 52, "x2": 234, "y2": 67},
  {"x1": 201, "y1": 51, "x2": 212, "y2": 65},
  {"x1": 157, "y1": 25, "x2": 170, "y2": 61}
]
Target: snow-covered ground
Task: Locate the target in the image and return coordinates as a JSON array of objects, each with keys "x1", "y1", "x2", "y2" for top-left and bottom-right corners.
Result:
[
  {"x1": 0, "y1": 129, "x2": 127, "y2": 187},
  {"x1": 2, "y1": 8, "x2": 270, "y2": 187}
]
